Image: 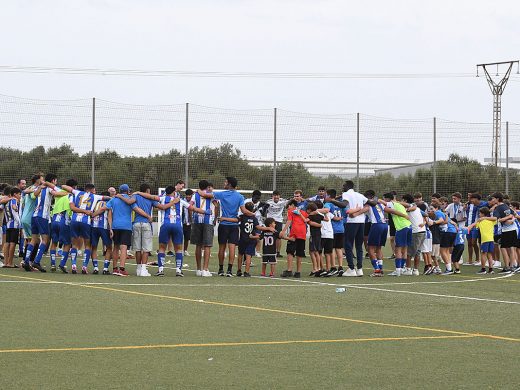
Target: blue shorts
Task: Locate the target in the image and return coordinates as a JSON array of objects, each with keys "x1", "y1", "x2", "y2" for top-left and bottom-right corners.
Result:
[
  {"x1": 238, "y1": 240, "x2": 256, "y2": 256},
  {"x1": 59, "y1": 223, "x2": 71, "y2": 245},
  {"x1": 91, "y1": 227, "x2": 112, "y2": 248},
  {"x1": 367, "y1": 223, "x2": 388, "y2": 247},
  {"x1": 2, "y1": 225, "x2": 6, "y2": 235},
  {"x1": 71, "y1": 221, "x2": 92, "y2": 240},
  {"x1": 218, "y1": 224, "x2": 240, "y2": 245},
  {"x1": 31, "y1": 216, "x2": 50, "y2": 236},
  {"x1": 467, "y1": 228, "x2": 479, "y2": 239},
  {"x1": 51, "y1": 221, "x2": 61, "y2": 243},
  {"x1": 159, "y1": 223, "x2": 183, "y2": 245},
  {"x1": 481, "y1": 241, "x2": 494, "y2": 253},
  {"x1": 395, "y1": 226, "x2": 412, "y2": 248}
]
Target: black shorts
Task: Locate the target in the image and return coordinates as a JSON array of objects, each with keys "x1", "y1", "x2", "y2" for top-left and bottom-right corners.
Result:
[
  {"x1": 183, "y1": 224, "x2": 191, "y2": 241},
  {"x1": 6, "y1": 228, "x2": 20, "y2": 243},
  {"x1": 364, "y1": 222, "x2": 372, "y2": 237},
  {"x1": 218, "y1": 224, "x2": 239, "y2": 245},
  {"x1": 321, "y1": 238, "x2": 333, "y2": 254},
  {"x1": 309, "y1": 232, "x2": 322, "y2": 252},
  {"x1": 112, "y1": 229, "x2": 132, "y2": 247},
  {"x1": 439, "y1": 232, "x2": 456, "y2": 248},
  {"x1": 451, "y1": 244, "x2": 464, "y2": 262},
  {"x1": 275, "y1": 222, "x2": 283, "y2": 236},
  {"x1": 494, "y1": 234, "x2": 502, "y2": 245},
  {"x1": 333, "y1": 233, "x2": 344, "y2": 249},
  {"x1": 389, "y1": 224, "x2": 396, "y2": 237},
  {"x1": 286, "y1": 239, "x2": 305, "y2": 257},
  {"x1": 262, "y1": 255, "x2": 277, "y2": 264},
  {"x1": 500, "y1": 230, "x2": 517, "y2": 248}
]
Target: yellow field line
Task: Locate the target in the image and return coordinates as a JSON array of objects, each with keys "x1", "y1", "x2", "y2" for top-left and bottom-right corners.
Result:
[
  {"x1": 2, "y1": 273, "x2": 519, "y2": 343},
  {"x1": 0, "y1": 335, "x2": 477, "y2": 354}
]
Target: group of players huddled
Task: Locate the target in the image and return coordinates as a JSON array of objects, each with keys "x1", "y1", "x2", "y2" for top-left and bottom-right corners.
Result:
[{"x1": 1, "y1": 174, "x2": 520, "y2": 278}]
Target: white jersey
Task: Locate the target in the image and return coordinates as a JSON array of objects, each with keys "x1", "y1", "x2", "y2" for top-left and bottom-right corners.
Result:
[
  {"x1": 33, "y1": 187, "x2": 59, "y2": 220},
  {"x1": 342, "y1": 189, "x2": 368, "y2": 224},
  {"x1": 265, "y1": 199, "x2": 288, "y2": 222},
  {"x1": 320, "y1": 212, "x2": 334, "y2": 239},
  {"x1": 407, "y1": 204, "x2": 426, "y2": 233}
]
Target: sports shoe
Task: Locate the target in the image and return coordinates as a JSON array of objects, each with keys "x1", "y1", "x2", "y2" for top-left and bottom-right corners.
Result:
[
  {"x1": 487, "y1": 269, "x2": 495, "y2": 274},
  {"x1": 167, "y1": 251, "x2": 174, "y2": 257},
  {"x1": 119, "y1": 269, "x2": 129, "y2": 276},
  {"x1": 402, "y1": 268, "x2": 413, "y2": 276},
  {"x1": 337, "y1": 267, "x2": 344, "y2": 277},
  {"x1": 176, "y1": 268, "x2": 184, "y2": 277},
  {"x1": 442, "y1": 269, "x2": 454, "y2": 275},
  {"x1": 218, "y1": 269, "x2": 225, "y2": 276},
  {"x1": 255, "y1": 251, "x2": 262, "y2": 258},
  {"x1": 370, "y1": 269, "x2": 383, "y2": 277},
  {"x1": 293, "y1": 272, "x2": 301, "y2": 278},
  {"x1": 93, "y1": 268, "x2": 99, "y2": 275},
  {"x1": 50, "y1": 265, "x2": 56, "y2": 272},
  {"x1": 236, "y1": 270, "x2": 243, "y2": 277},
  {"x1": 184, "y1": 250, "x2": 190, "y2": 257},
  {"x1": 388, "y1": 269, "x2": 401, "y2": 276},
  {"x1": 102, "y1": 269, "x2": 110, "y2": 275},
  {"x1": 281, "y1": 270, "x2": 293, "y2": 278},
  {"x1": 499, "y1": 268, "x2": 512, "y2": 274},
  {"x1": 112, "y1": 268, "x2": 120, "y2": 276},
  {"x1": 202, "y1": 270, "x2": 212, "y2": 277},
  {"x1": 387, "y1": 254, "x2": 396, "y2": 259},
  {"x1": 309, "y1": 271, "x2": 316, "y2": 276},
  {"x1": 71, "y1": 265, "x2": 78, "y2": 274},
  {"x1": 477, "y1": 268, "x2": 487, "y2": 275},
  {"x1": 269, "y1": 273, "x2": 274, "y2": 278},
  {"x1": 343, "y1": 268, "x2": 357, "y2": 277},
  {"x1": 433, "y1": 267, "x2": 442, "y2": 275},
  {"x1": 243, "y1": 272, "x2": 251, "y2": 277},
  {"x1": 493, "y1": 261, "x2": 502, "y2": 268},
  {"x1": 454, "y1": 269, "x2": 461, "y2": 274},
  {"x1": 458, "y1": 259, "x2": 464, "y2": 265},
  {"x1": 412, "y1": 269, "x2": 420, "y2": 276},
  {"x1": 355, "y1": 268, "x2": 364, "y2": 277},
  {"x1": 140, "y1": 269, "x2": 151, "y2": 277},
  {"x1": 260, "y1": 272, "x2": 266, "y2": 277},
  {"x1": 23, "y1": 262, "x2": 32, "y2": 272},
  {"x1": 276, "y1": 253, "x2": 283, "y2": 258},
  {"x1": 155, "y1": 271, "x2": 165, "y2": 277},
  {"x1": 59, "y1": 265, "x2": 68, "y2": 274},
  {"x1": 32, "y1": 262, "x2": 46, "y2": 273},
  {"x1": 513, "y1": 266, "x2": 520, "y2": 274},
  {"x1": 226, "y1": 270, "x2": 233, "y2": 277},
  {"x1": 327, "y1": 268, "x2": 338, "y2": 277},
  {"x1": 195, "y1": 270, "x2": 202, "y2": 277},
  {"x1": 81, "y1": 266, "x2": 88, "y2": 275},
  {"x1": 424, "y1": 266, "x2": 433, "y2": 275}
]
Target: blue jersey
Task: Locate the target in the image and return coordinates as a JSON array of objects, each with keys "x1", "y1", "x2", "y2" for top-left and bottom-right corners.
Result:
[
  {"x1": 5, "y1": 199, "x2": 20, "y2": 229},
  {"x1": 33, "y1": 187, "x2": 58, "y2": 220},
  {"x1": 106, "y1": 195, "x2": 136, "y2": 231},
  {"x1": 466, "y1": 201, "x2": 488, "y2": 226},
  {"x1": 214, "y1": 190, "x2": 245, "y2": 226},
  {"x1": 435, "y1": 210, "x2": 457, "y2": 233},
  {"x1": 455, "y1": 228, "x2": 467, "y2": 246},
  {"x1": 160, "y1": 196, "x2": 189, "y2": 226},
  {"x1": 133, "y1": 194, "x2": 158, "y2": 224},
  {"x1": 325, "y1": 202, "x2": 344, "y2": 234},
  {"x1": 192, "y1": 192, "x2": 215, "y2": 225},
  {"x1": 367, "y1": 203, "x2": 387, "y2": 224},
  {"x1": 72, "y1": 191, "x2": 104, "y2": 225},
  {"x1": 92, "y1": 200, "x2": 109, "y2": 229}
]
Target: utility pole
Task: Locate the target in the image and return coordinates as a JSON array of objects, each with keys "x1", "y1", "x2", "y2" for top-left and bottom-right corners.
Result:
[{"x1": 476, "y1": 60, "x2": 519, "y2": 167}]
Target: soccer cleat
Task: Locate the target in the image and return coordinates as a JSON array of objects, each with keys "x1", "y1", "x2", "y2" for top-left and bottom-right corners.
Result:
[
  {"x1": 281, "y1": 270, "x2": 293, "y2": 278},
  {"x1": 175, "y1": 268, "x2": 184, "y2": 277},
  {"x1": 412, "y1": 269, "x2": 420, "y2": 276},
  {"x1": 236, "y1": 270, "x2": 242, "y2": 277},
  {"x1": 343, "y1": 268, "x2": 357, "y2": 277},
  {"x1": 226, "y1": 270, "x2": 233, "y2": 277},
  {"x1": 293, "y1": 272, "x2": 301, "y2": 278},
  {"x1": 50, "y1": 265, "x2": 56, "y2": 272},
  {"x1": 32, "y1": 263, "x2": 46, "y2": 273},
  {"x1": 155, "y1": 271, "x2": 165, "y2": 277},
  {"x1": 81, "y1": 266, "x2": 88, "y2": 275},
  {"x1": 476, "y1": 269, "x2": 487, "y2": 275},
  {"x1": 102, "y1": 269, "x2": 110, "y2": 275},
  {"x1": 442, "y1": 269, "x2": 454, "y2": 275},
  {"x1": 388, "y1": 269, "x2": 401, "y2": 277},
  {"x1": 218, "y1": 269, "x2": 225, "y2": 276},
  {"x1": 59, "y1": 265, "x2": 68, "y2": 274},
  {"x1": 355, "y1": 268, "x2": 364, "y2": 277},
  {"x1": 243, "y1": 272, "x2": 251, "y2": 277},
  {"x1": 93, "y1": 268, "x2": 99, "y2": 275},
  {"x1": 370, "y1": 269, "x2": 383, "y2": 277}
]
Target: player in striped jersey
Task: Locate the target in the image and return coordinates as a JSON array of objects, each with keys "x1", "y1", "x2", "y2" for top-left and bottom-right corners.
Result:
[
  {"x1": 3, "y1": 187, "x2": 21, "y2": 268},
  {"x1": 90, "y1": 191, "x2": 113, "y2": 274},
  {"x1": 465, "y1": 193, "x2": 488, "y2": 265},
  {"x1": 24, "y1": 174, "x2": 68, "y2": 272}
]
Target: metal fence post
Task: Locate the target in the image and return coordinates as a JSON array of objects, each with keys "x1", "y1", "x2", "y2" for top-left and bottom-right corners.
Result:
[
  {"x1": 506, "y1": 121, "x2": 509, "y2": 194},
  {"x1": 273, "y1": 108, "x2": 277, "y2": 191},
  {"x1": 433, "y1": 117, "x2": 437, "y2": 194},
  {"x1": 185, "y1": 103, "x2": 189, "y2": 187},
  {"x1": 91, "y1": 97, "x2": 95, "y2": 184},
  {"x1": 356, "y1": 112, "x2": 360, "y2": 191}
]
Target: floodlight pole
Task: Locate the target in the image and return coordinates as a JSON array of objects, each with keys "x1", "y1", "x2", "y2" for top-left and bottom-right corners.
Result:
[{"x1": 476, "y1": 60, "x2": 519, "y2": 167}]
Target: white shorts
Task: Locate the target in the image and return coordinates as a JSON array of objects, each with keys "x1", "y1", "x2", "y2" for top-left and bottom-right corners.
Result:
[{"x1": 421, "y1": 238, "x2": 432, "y2": 253}]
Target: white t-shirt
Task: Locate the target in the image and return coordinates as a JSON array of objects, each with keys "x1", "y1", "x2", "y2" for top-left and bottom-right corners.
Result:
[
  {"x1": 320, "y1": 212, "x2": 334, "y2": 239},
  {"x1": 265, "y1": 198, "x2": 288, "y2": 222},
  {"x1": 342, "y1": 189, "x2": 367, "y2": 224},
  {"x1": 407, "y1": 204, "x2": 426, "y2": 233}
]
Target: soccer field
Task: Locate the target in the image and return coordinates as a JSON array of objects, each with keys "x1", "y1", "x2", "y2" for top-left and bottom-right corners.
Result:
[{"x1": 1, "y1": 249, "x2": 519, "y2": 389}]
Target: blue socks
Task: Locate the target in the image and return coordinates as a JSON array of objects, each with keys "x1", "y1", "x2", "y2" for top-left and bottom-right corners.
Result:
[
  {"x1": 50, "y1": 250, "x2": 56, "y2": 266},
  {"x1": 377, "y1": 260, "x2": 383, "y2": 270},
  {"x1": 34, "y1": 243, "x2": 46, "y2": 264},
  {"x1": 24, "y1": 244, "x2": 34, "y2": 264},
  {"x1": 371, "y1": 259, "x2": 378, "y2": 270},
  {"x1": 70, "y1": 248, "x2": 78, "y2": 267},
  {"x1": 175, "y1": 252, "x2": 183, "y2": 269},
  {"x1": 103, "y1": 259, "x2": 110, "y2": 270},
  {"x1": 395, "y1": 258, "x2": 406, "y2": 269},
  {"x1": 82, "y1": 249, "x2": 91, "y2": 268},
  {"x1": 59, "y1": 251, "x2": 69, "y2": 267},
  {"x1": 158, "y1": 253, "x2": 165, "y2": 270}
]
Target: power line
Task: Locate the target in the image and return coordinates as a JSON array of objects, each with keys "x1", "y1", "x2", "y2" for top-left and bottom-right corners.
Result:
[{"x1": 0, "y1": 65, "x2": 510, "y2": 79}]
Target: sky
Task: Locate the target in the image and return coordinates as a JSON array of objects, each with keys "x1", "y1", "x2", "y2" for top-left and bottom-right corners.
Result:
[{"x1": 1, "y1": 0, "x2": 519, "y2": 119}]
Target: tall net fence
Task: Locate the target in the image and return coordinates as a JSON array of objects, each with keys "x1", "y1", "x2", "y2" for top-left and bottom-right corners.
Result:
[{"x1": 0, "y1": 93, "x2": 518, "y2": 199}]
